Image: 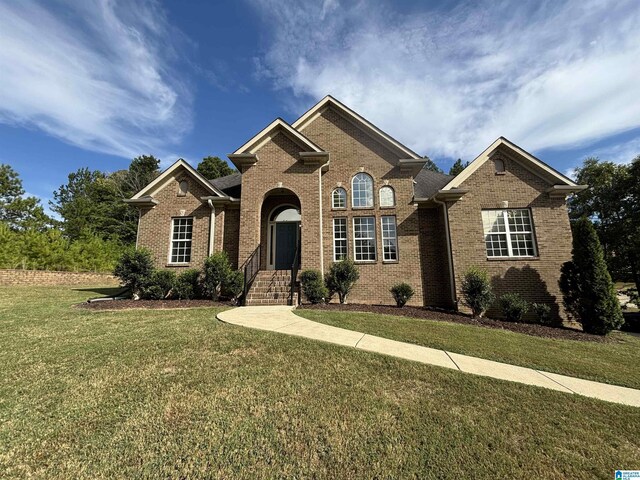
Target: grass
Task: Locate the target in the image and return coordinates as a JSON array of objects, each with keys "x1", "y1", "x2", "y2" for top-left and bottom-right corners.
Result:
[
  {"x1": 295, "y1": 309, "x2": 640, "y2": 389},
  {"x1": 0, "y1": 286, "x2": 638, "y2": 479}
]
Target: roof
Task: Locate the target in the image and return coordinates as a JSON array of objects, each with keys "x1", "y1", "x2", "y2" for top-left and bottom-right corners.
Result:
[
  {"x1": 209, "y1": 172, "x2": 241, "y2": 191},
  {"x1": 413, "y1": 169, "x2": 454, "y2": 199}
]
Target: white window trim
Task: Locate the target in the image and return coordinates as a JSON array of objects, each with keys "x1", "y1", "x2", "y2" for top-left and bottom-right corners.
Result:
[
  {"x1": 168, "y1": 216, "x2": 193, "y2": 264},
  {"x1": 482, "y1": 209, "x2": 537, "y2": 259},
  {"x1": 381, "y1": 215, "x2": 398, "y2": 262},
  {"x1": 332, "y1": 187, "x2": 347, "y2": 209},
  {"x1": 351, "y1": 172, "x2": 374, "y2": 208},
  {"x1": 379, "y1": 185, "x2": 395, "y2": 208},
  {"x1": 332, "y1": 217, "x2": 348, "y2": 261},
  {"x1": 352, "y1": 216, "x2": 376, "y2": 262}
]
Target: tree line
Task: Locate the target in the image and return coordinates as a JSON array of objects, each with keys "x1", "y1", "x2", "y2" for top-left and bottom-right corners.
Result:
[{"x1": 0, "y1": 156, "x2": 234, "y2": 272}]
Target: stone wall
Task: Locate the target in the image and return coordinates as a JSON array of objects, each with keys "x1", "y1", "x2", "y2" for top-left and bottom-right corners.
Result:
[{"x1": 0, "y1": 270, "x2": 118, "y2": 286}]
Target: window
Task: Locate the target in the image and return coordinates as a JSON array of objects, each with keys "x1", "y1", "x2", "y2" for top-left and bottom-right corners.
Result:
[
  {"x1": 482, "y1": 209, "x2": 536, "y2": 258},
  {"x1": 178, "y1": 180, "x2": 188, "y2": 196},
  {"x1": 381, "y1": 216, "x2": 398, "y2": 261},
  {"x1": 379, "y1": 186, "x2": 395, "y2": 207},
  {"x1": 332, "y1": 188, "x2": 346, "y2": 209},
  {"x1": 353, "y1": 217, "x2": 376, "y2": 261},
  {"x1": 333, "y1": 218, "x2": 348, "y2": 261},
  {"x1": 352, "y1": 173, "x2": 373, "y2": 208},
  {"x1": 170, "y1": 217, "x2": 193, "y2": 263}
]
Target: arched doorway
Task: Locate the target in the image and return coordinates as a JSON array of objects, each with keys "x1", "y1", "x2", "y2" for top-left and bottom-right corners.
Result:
[{"x1": 267, "y1": 205, "x2": 301, "y2": 270}]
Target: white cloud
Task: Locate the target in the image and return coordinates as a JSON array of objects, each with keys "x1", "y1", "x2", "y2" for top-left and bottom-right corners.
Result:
[
  {"x1": 589, "y1": 136, "x2": 640, "y2": 164},
  {"x1": 249, "y1": 0, "x2": 640, "y2": 159},
  {"x1": 0, "y1": 0, "x2": 191, "y2": 158}
]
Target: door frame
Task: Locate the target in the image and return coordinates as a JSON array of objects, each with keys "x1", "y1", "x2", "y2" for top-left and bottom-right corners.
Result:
[{"x1": 267, "y1": 204, "x2": 301, "y2": 270}]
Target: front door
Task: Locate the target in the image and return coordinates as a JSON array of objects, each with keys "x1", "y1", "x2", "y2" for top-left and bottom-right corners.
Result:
[{"x1": 274, "y1": 223, "x2": 298, "y2": 269}]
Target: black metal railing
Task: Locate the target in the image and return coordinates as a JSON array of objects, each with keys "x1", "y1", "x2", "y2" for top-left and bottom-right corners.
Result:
[
  {"x1": 242, "y1": 244, "x2": 261, "y2": 306},
  {"x1": 290, "y1": 242, "x2": 300, "y2": 306}
]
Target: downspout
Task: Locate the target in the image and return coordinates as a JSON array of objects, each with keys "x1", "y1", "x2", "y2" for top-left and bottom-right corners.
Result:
[
  {"x1": 433, "y1": 196, "x2": 457, "y2": 308},
  {"x1": 318, "y1": 167, "x2": 324, "y2": 273},
  {"x1": 135, "y1": 209, "x2": 141, "y2": 249},
  {"x1": 207, "y1": 199, "x2": 216, "y2": 256}
]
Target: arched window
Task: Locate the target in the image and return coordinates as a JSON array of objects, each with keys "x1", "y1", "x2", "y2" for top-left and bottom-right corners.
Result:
[
  {"x1": 332, "y1": 187, "x2": 346, "y2": 209},
  {"x1": 495, "y1": 158, "x2": 505, "y2": 174},
  {"x1": 379, "y1": 186, "x2": 395, "y2": 207},
  {"x1": 351, "y1": 173, "x2": 373, "y2": 208},
  {"x1": 178, "y1": 180, "x2": 188, "y2": 197}
]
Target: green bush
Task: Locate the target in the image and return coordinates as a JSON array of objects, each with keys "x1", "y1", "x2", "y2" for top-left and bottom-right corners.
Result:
[
  {"x1": 300, "y1": 269, "x2": 328, "y2": 304},
  {"x1": 202, "y1": 252, "x2": 233, "y2": 301},
  {"x1": 221, "y1": 269, "x2": 244, "y2": 304},
  {"x1": 460, "y1": 267, "x2": 495, "y2": 318},
  {"x1": 325, "y1": 259, "x2": 359, "y2": 304},
  {"x1": 499, "y1": 293, "x2": 529, "y2": 322},
  {"x1": 531, "y1": 303, "x2": 553, "y2": 326},
  {"x1": 173, "y1": 269, "x2": 201, "y2": 300},
  {"x1": 390, "y1": 282, "x2": 414, "y2": 307},
  {"x1": 113, "y1": 248, "x2": 154, "y2": 297},
  {"x1": 559, "y1": 217, "x2": 624, "y2": 335},
  {"x1": 142, "y1": 270, "x2": 176, "y2": 300}
]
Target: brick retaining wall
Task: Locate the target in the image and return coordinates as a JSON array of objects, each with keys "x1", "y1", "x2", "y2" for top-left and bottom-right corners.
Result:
[{"x1": 0, "y1": 269, "x2": 119, "y2": 286}]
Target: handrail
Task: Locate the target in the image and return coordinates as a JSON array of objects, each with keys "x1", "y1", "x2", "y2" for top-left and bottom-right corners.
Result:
[
  {"x1": 290, "y1": 241, "x2": 300, "y2": 306},
  {"x1": 242, "y1": 244, "x2": 261, "y2": 306}
]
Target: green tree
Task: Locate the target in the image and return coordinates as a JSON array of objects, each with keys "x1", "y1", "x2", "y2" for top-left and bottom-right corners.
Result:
[
  {"x1": 0, "y1": 164, "x2": 51, "y2": 231},
  {"x1": 197, "y1": 156, "x2": 236, "y2": 179},
  {"x1": 421, "y1": 155, "x2": 443, "y2": 173},
  {"x1": 559, "y1": 217, "x2": 623, "y2": 335},
  {"x1": 449, "y1": 158, "x2": 467, "y2": 176}
]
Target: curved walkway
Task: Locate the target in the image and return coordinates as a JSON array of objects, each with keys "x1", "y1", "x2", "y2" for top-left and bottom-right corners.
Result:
[{"x1": 217, "y1": 306, "x2": 640, "y2": 408}]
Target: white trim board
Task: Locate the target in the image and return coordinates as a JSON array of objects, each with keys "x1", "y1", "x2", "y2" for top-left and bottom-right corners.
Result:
[{"x1": 233, "y1": 118, "x2": 323, "y2": 155}]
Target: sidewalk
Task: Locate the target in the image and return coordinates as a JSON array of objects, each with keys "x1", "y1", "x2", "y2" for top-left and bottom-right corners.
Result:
[{"x1": 217, "y1": 306, "x2": 640, "y2": 408}]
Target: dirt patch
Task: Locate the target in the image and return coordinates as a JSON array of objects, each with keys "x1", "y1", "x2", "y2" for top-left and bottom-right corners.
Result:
[
  {"x1": 77, "y1": 299, "x2": 232, "y2": 310},
  {"x1": 298, "y1": 303, "x2": 609, "y2": 342}
]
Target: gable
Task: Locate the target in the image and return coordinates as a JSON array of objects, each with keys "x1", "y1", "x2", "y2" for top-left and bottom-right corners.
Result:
[{"x1": 232, "y1": 118, "x2": 323, "y2": 155}]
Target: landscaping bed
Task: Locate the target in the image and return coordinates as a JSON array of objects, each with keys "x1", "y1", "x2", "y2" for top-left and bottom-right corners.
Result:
[
  {"x1": 298, "y1": 303, "x2": 605, "y2": 342},
  {"x1": 78, "y1": 298, "x2": 232, "y2": 310}
]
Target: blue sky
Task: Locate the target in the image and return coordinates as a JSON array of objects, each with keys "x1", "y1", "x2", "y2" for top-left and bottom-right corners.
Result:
[{"x1": 1, "y1": 0, "x2": 639, "y2": 216}]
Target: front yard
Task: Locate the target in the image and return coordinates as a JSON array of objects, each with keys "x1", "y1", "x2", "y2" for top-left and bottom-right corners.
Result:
[{"x1": 1, "y1": 286, "x2": 639, "y2": 479}]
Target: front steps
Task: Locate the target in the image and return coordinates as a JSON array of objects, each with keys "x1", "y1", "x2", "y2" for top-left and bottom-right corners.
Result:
[{"x1": 245, "y1": 270, "x2": 299, "y2": 306}]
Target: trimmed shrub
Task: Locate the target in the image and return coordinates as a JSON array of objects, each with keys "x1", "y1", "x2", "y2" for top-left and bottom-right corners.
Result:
[
  {"x1": 499, "y1": 293, "x2": 529, "y2": 322},
  {"x1": 559, "y1": 217, "x2": 624, "y2": 335},
  {"x1": 141, "y1": 270, "x2": 176, "y2": 300},
  {"x1": 460, "y1": 267, "x2": 494, "y2": 318},
  {"x1": 222, "y1": 269, "x2": 244, "y2": 304},
  {"x1": 325, "y1": 259, "x2": 359, "y2": 304},
  {"x1": 300, "y1": 269, "x2": 328, "y2": 304},
  {"x1": 390, "y1": 283, "x2": 414, "y2": 307},
  {"x1": 531, "y1": 303, "x2": 553, "y2": 326},
  {"x1": 113, "y1": 248, "x2": 154, "y2": 297},
  {"x1": 173, "y1": 269, "x2": 201, "y2": 300},
  {"x1": 202, "y1": 252, "x2": 233, "y2": 301}
]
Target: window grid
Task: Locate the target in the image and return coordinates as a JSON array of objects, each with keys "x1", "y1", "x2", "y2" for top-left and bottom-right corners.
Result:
[
  {"x1": 379, "y1": 186, "x2": 395, "y2": 207},
  {"x1": 481, "y1": 209, "x2": 536, "y2": 258},
  {"x1": 381, "y1": 216, "x2": 398, "y2": 261},
  {"x1": 353, "y1": 217, "x2": 376, "y2": 261},
  {"x1": 333, "y1": 218, "x2": 348, "y2": 261},
  {"x1": 352, "y1": 173, "x2": 374, "y2": 208},
  {"x1": 332, "y1": 188, "x2": 346, "y2": 209},
  {"x1": 170, "y1": 217, "x2": 193, "y2": 263}
]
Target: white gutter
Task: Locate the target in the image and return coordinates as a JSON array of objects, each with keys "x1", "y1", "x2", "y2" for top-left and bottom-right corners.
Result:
[
  {"x1": 207, "y1": 199, "x2": 216, "y2": 256},
  {"x1": 432, "y1": 196, "x2": 457, "y2": 307}
]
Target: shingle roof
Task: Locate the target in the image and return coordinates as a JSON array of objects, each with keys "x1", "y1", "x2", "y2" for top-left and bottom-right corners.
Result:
[
  {"x1": 209, "y1": 173, "x2": 242, "y2": 192},
  {"x1": 413, "y1": 169, "x2": 454, "y2": 199}
]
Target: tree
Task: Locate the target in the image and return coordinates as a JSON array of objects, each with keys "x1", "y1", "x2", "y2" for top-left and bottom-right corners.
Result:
[
  {"x1": 421, "y1": 155, "x2": 443, "y2": 173},
  {"x1": 559, "y1": 217, "x2": 623, "y2": 335},
  {"x1": 449, "y1": 158, "x2": 467, "y2": 176},
  {"x1": 0, "y1": 164, "x2": 51, "y2": 231},
  {"x1": 197, "y1": 156, "x2": 236, "y2": 179},
  {"x1": 121, "y1": 155, "x2": 161, "y2": 196}
]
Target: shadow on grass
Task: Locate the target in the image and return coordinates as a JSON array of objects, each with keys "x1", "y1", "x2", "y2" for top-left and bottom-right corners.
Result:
[{"x1": 73, "y1": 287, "x2": 128, "y2": 297}]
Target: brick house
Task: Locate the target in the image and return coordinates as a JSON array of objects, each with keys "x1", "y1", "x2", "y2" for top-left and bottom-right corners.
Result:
[{"x1": 127, "y1": 96, "x2": 586, "y2": 318}]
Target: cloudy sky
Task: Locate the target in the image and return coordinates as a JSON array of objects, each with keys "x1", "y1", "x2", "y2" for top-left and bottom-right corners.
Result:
[{"x1": 0, "y1": 0, "x2": 638, "y2": 210}]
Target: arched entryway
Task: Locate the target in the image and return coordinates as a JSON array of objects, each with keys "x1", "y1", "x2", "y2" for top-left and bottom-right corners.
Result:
[{"x1": 260, "y1": 189, "x2": 301, "y2": 270}]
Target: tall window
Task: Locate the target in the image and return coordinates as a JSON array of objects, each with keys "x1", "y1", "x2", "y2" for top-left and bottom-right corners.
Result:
[
  {"x1": 381, "y1": 216, "x2": 398, "y2": 261},
  {"x1": 379, "y1": 186, "x2": 395, "y2": 207},
  {"x1": 170, "y1": 217, "x2": 193, "y2": 263},
  {"x1": 482, "y1": 209, "x2": 536, "y2": 258},
  {"x1": 333, "y1": 218, "x2": 348, "y2": 261},
  {"x1": 332, "y1": 187, "x2": 346, "y2": 209},
  {"x1": 353, "y1": 217, "x2": 376, "y2": 261},
  {"x1": 352, "y1": 173, "x2": 373, "y2": 208}
]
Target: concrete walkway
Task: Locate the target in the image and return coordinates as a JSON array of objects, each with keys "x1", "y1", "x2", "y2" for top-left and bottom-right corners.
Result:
[{"x1": 217, "y1": 306, "x2": 640, "y2": 408}]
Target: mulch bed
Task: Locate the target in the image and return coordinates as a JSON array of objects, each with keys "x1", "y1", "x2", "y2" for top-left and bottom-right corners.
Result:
[
  {"x1": 78, "y1": 299, "x2": 232, "y2": 310},
  {"x1": 298, "y1": 303, "x2": 609, "y2": 342}
]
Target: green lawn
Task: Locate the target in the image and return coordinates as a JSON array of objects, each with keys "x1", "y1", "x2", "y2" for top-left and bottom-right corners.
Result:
[
  {"x1": 1, "y1": 287, "x2": 639, "y2": 479},
  {"x1": 295, "y1": 309, "x2": 640, "y2": 389}
]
